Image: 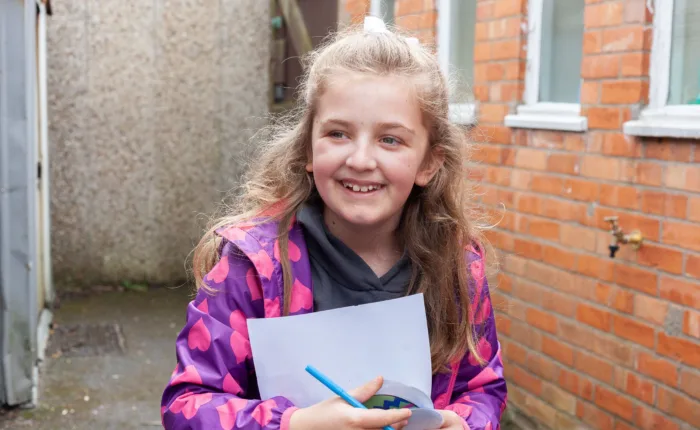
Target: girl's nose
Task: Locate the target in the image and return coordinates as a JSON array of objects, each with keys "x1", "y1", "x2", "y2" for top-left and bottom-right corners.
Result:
[{"x1": 345, "y1": 139, "x2": 377, "y2": 171}]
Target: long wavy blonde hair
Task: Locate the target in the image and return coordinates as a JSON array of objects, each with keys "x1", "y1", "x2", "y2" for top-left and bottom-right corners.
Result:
[{"x1": 192, "y1": 22, "x2": 493, "y2": 373}]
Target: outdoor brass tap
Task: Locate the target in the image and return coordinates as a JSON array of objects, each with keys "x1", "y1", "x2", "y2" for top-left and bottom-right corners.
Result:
[{"x1": 604, "y1": 216, "x2": 643, "y2": 258}]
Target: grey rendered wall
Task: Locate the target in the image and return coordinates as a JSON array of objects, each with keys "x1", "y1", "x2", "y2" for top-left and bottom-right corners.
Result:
[{"x1": 48, "y1": 0, "x2": 270, "y2": 287}]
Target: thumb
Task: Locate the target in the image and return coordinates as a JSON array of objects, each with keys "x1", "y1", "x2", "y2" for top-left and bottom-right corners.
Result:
[{"x1": 348, "y1": 376, "x2": 383, "y2": 403}]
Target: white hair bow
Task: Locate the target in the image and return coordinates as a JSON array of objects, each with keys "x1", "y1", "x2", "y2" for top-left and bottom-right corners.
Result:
[{"x1": 363, "y1": 16, "x2": 420, "y2": 47}]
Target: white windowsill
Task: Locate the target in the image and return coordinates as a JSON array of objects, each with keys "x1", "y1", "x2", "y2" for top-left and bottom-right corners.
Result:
[
  {"x1": 504, "y1": 102, "x2": 587, "y2": 132},
  {"x1": 623, "y1": 105, "x2": 700, "y2": 139},
  {"x1": 449, "y1": 102, "x2": 477, "y2": 125}
]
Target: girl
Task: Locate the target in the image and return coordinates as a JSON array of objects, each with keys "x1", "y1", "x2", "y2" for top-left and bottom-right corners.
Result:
[{"x1": 161, "y1": 16, "x2": 507, "y2": 430}]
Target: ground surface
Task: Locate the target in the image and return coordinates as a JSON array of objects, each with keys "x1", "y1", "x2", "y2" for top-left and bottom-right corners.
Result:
[{"x1": 0, "y1": 286, "x2": 192, "y2": 430}]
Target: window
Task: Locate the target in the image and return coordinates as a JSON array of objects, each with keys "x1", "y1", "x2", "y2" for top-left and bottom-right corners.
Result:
[
  {"x1": 624, "y1": 0, "x2": 700, "y2": 138},
  {"x1": 437, "y1": 0, "x2": 477, "y2": 124},
  {"x1": 370, "y1": 0, "x2": 395, "y2": 24},
  {"x1": 505, "y1": 0, "x2": 587, "y2": 131}
]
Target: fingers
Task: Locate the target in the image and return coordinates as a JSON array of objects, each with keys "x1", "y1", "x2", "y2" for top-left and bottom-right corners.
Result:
[
  {"x1": 348, "y1": 376, "x2": 384, "y2": 403},
  {"x1": 348, "y1": 407, "x2": 412, "y2": 428}
]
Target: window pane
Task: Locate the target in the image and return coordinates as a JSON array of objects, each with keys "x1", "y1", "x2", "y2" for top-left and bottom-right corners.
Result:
[
  {"x1": 449, "y1": 0, "x2": 476, "y2": 103},
  {"x1": 668, "y1": 0, "x2": 700, "y2": 105},
  {"x1": 539, "y1": 0, "x2": 585, "y2": 103},
  {"x1": 382, "y1": 0, "x2": 395, "y2": 24}
]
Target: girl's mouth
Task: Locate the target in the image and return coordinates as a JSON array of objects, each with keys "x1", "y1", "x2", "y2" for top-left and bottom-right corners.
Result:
[{"x1": 340, "y1": 181, "x2": 385, "y2": 194}]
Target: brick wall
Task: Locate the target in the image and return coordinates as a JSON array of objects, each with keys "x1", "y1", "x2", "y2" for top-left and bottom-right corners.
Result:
[{"x1": 347, "y1": 1, "x2": 700, "y2": 429}]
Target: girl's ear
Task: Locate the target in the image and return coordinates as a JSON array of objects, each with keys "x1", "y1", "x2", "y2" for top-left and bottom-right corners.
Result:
[
  {"x1": 305, "y1": 160, "x2": 313, "y2": 172},
  {"x1": 415, "y1": 147, "x2": 444, "y2": 186}
]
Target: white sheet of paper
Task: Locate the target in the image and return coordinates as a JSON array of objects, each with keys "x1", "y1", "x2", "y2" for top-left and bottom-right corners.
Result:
[{"x1": 248, "y1": 294, "x2": 432, "y2": 408}]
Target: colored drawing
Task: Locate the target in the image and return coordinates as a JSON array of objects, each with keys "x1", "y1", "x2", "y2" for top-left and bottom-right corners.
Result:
[{"x1": 364, "y1": 394, "x2": 417, "y2": 410}]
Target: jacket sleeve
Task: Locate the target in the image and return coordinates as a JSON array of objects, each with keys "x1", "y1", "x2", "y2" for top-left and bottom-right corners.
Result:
[
  {"x1": 161, "y1": 240, "x2": 298, "y2": 430},
  {"x1": 444, "y1": 252, "x2": 507, "y2": 430}
]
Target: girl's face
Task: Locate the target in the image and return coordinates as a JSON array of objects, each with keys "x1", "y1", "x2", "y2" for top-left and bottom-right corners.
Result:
[{"x1": 308, "y1": 73, "x2": 438, "y2": 231}]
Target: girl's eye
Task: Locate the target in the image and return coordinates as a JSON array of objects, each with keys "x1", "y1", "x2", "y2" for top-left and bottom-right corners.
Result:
[
  {"x1": 329, "y1": 131, "x2": 347, "y2": 139},
  {"x1": 380, "y1": 136, "x2": 401, "y2": 146}
]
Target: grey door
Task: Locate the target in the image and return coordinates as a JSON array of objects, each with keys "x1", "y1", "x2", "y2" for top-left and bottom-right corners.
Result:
[{"x1": 0, "y1": 0, "x2": 39, "y2": 406}]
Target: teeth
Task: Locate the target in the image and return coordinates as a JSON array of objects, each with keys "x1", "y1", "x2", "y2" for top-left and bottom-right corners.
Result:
[{"x1": 342, "y1": 182, "x2": 382, "y2": 192}]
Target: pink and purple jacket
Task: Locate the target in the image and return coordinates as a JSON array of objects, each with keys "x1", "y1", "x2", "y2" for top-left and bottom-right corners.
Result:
[{"x1": 161, "y1": 218, "x2": 508, "y2": 429}]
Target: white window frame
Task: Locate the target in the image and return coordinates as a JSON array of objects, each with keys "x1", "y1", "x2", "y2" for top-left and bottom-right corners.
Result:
[
  {"x1": 623, "y1": 0, "x2": 700, "y2": 138},
  {"x1": 504, "y1": 0, "x2": 587, "y2": 132},
  {"x1": 437, "y1": 0, "x2": 477, "y2": 125}
]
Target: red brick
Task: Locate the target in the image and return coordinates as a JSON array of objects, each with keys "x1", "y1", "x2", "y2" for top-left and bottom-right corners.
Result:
[
  {"x1": 636, "y1": 243, "x2": 684, "y2": 275},
  {"x1": 480, "y1": 103, "x2": 510, "y2": 123},
  {"x1": 544, "y1": 199, "x2": 587, "y2": 224},
  {"x1": 624, "y1": 0, "x2": 654, "y2": 24},
  {"x1": 585, "y1": 2, "x2": 624, "y2": 27},
  {"x1": 660, "y1": 276, "x2": 700, "y2": 308},
  {"x1": 514, "y1": 148, "x2": 548, "y2": 170},
  {"x1": 576, "y1": 254, "x2": 614, "y2": 281},
  {"x1": 684, "y1": 310, "x2": 700, "y2": 339},
  {"x1": 600, "y1": 132, "x2": 642, "y2": 156},
  {"x1": 582, "y1": 55, "x2": 620, "y2": 79},
  {"x1": 528, "y1": 217, "x2": 560, "y2": 241},
  {"x1": 504, "y1": 341, "x2": 529, "y2": 366},
  {"x1": 587, "y1": 107, "x2": 625, "y2": 130},
  {"x1": 577, "y1": 400, "x2": 614, "y2": 430},
  {"x1": 680, "y1": 369, "x2": 700, "y2": 400},
  {"x1": 577, "y1": 303, "x2": 612, "y2": 331},
  {"x1": 595, "y1": 385, "x2": 636, "y2": 421},
  {"x1": 474, "y1": 41, "x2": 492, "y2": 62},
  {"x1": 542, "y1": 336, "x2": 574, "y2": 366},
  {"x1": 613, "y1": 263, "x2": 657, "y2": 295},
  {"x1": 395, "y1": 12, "x2": 436, "y2": 30},
  {"x1": 476, "y1": 1, "x2": 493, "y2": 20},
  {"x1": 541, "y1": 245, "x2": 577, "y2": 271},
  {"x1": 559, "y1": 320, "x2": 635, "y2": 367},
  {"x1": 657, "y1": 386, "x2": 700, "y2": 428},
  {"x1": 601, "y1": 26, "x2": 645, "y2": 52},
  {"x1": 547, "y1": 153, "x2": 578, "y2": 175},
  {"x1": 581, "y1": 155, "x2": 620, "y2": 179},
  {"x1": 635, "y1": 406, "x2": 681, "y2": 430},
  {"x1": 512, "y1": 365, "x2": 543, "y2": 395},
  {"x1": 525, "y1": 353, "x2": 560, "y2": 382},
  {"x1": 530, "y1": 173, "x2": 563, "y2": 195},
  {"x1": 657, "y1": 332, "x2": 700, "y2": 369},
  {"x1": 600, "y1": 184, "x2": 640, "y2": 210},
  {"x1": 484, "y1": 166, "x2": 511, "y2": 186},
  {"x1": 511, "y1": 319, "x2": 542, "y2": 350},
  {"x1": 689, "y1": 197, "x2": 700, "y2": 222},
  {"x1": 493, "y1": 0, "x2": 525, "y2": 17},
  {"x1": 636, "y1": 351, "x2": 679, "y2": 386},
  {"x1": 583, "y1": 30, "x2": 603, "y2": 54},
  {"x1": 564, "y1": 178, "x2": 599, "y2": 202},
  {"x1": 625, "y1": 371, "x2": 655, "y2": 405},
  {"x1": 688, "y1": 255, "x2": 700, "y2": 279},
  {"x1": 564, "y1": 134, "x2": 586, "y2": 151},
  {"x1": 635, "y1": 161, "x2": 663, "y2": 186},
  {"x1": 634, "y1": 294, "x2": 668, "y2": 326},
  {"x1": 641, "y1": 191, "x2": 688, "y2": 218},
  {"x1": 513, "y1": 238, "x2": 543, "y2": 260},
  {"x1": 615, "y1": 421, "x2": 636, "y2": 430},
  {"x1": 612, "y1": 314, "x2": 655, "y2": 349},
  {"x1": 560, "y1": 224, "x2": 597, "y2": 252},
  {"x1": 621, "y1": 52, "x2": 650, "y2": 76},
  {"x1": 526, "y1": 307, "x2": 558, "y2": 334},
  {"x1": 646, "y1": 141, "x2": 694, "y2": 162},
  {"x1": 575, "y1": 350, "x2": 613, "y2": 382},
  {"x1": 601, "y1": 80, "x2": 648, "y2": 104},
  {"x1": 491, "y1": 39, "x2": 522, "y2": 60},
  {"x1": 496, "y1": 313, "x2": 512, "y2": 336},
  {"x1": 581, "y1": 81, "x2": 600, "y2": 104},
  {"x1": 611, "y1": 288, "x2": 634, "y2": 313},
  {"x1": 665, "y1": 164, "x2": 700, "y2": 193},
  {"x1": 541, "y1": 289, "x2": 577, "y2": 317},
  {"x1": 542, "y1": 382, "x2": 577, "y2": 415}
]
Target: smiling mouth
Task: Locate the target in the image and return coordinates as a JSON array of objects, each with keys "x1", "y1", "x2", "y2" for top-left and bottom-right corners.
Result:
[{"x1": 340, "y1": 181, "x2": 385, "y2": 193}]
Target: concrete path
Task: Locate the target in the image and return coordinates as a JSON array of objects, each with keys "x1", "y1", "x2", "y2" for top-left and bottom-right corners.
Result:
[{"x1": 0, "y1": 286, "x2": 192, "y2": 430}]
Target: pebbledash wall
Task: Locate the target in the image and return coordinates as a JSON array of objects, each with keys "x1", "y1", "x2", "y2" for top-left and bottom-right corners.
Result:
[{"x1": 347, "y1": 0, "x2": 699, "y2": 429}]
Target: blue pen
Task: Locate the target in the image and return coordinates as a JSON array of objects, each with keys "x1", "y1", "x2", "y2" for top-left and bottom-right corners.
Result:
[{"x1": 305, "y1": 365, "x2": 397, "y2": 430}]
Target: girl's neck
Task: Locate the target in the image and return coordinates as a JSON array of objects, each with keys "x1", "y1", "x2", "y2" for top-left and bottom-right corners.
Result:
[{"x1": 322, "y1": 206, "x2": 403, "y2": 276}]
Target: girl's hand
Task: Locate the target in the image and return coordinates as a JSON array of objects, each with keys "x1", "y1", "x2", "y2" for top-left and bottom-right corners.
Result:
[
  {"x1": 436, "y1": 410, "x2": 468, "y2": 429},
  {"x1": 289, "y1": 376, "x2": 412, "y2": 430}
]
